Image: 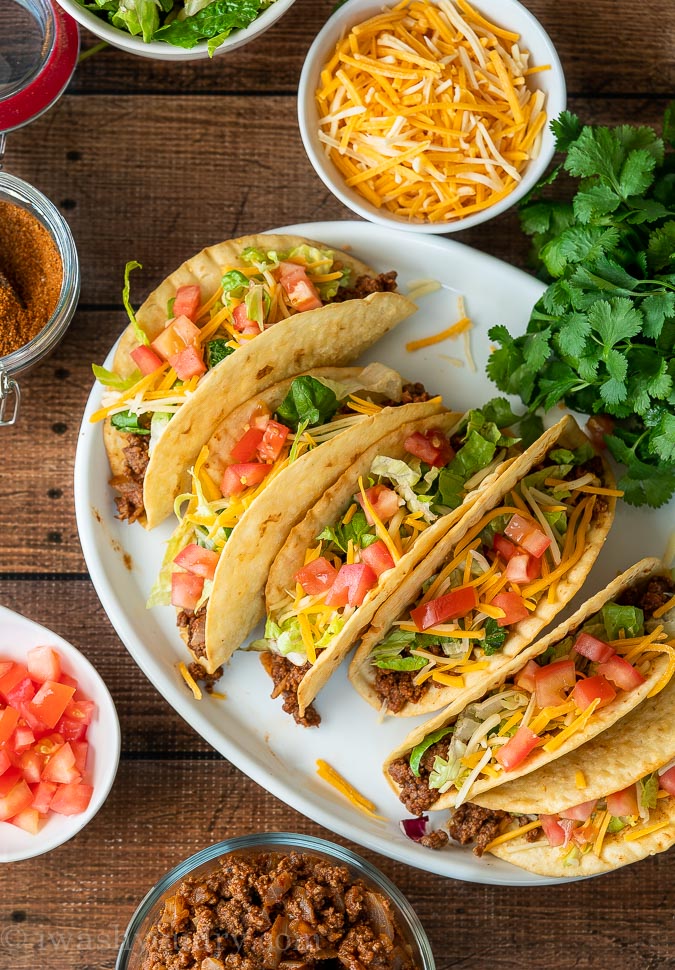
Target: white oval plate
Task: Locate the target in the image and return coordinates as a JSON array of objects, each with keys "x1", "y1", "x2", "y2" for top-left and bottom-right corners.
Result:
[
  {"x1": 74, "y1": 221, "x2": 674, "y2": 885},
  {"x1": 0, "y1": 606, "x2": 120, "y2": 862}
]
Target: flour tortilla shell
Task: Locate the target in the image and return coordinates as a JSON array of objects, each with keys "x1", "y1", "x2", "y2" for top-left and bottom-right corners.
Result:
[
  {"x1": 384, "y1": 558, "x2": 669, "y2": 810},
  {"x1": 263, "y1": 409, "x2": 468, "y2": 713},
  {"x1": 490, "y1": 799, "x2": 675, "y2": 877},
  {"x1": 474, "y1": 654, "x2": 675, "y2": 815},
  {"x1": 350, "y1": 415, "x2": 615, "y2": 717},
  {"x1": 202, "y1": 397, "x2": 448, "y2": 673}
]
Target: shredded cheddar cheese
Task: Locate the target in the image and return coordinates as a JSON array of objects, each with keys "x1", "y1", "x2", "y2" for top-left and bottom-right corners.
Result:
[
  {"x1": 316, "y1": 0, "x2": 548, "y2": 224},
  {"x1": 178, "y1": 662, "x2": 203, "y2": 701},
  {"x1": 484, "y1": 820, "x2": 542, "y2": 853},
  {"x1": 406, "y1": 315, "x2": 472, "y2": 352},
  {"x1": 316, "y1": 759, "x2": 383, "y2": 818}
]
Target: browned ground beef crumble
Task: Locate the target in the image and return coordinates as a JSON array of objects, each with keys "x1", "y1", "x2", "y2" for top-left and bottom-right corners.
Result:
[
  {"x1": 446, "y1": 804, "x2": 509, "y2": 857},
  {"x1": 111, "y1": 432, "x2": 150, "y2": 522},
  {"x1": 618, "y1": 575, "x2": 675, "y2": 616},
  {"x1": 260, "y1": 654, "x2": 321, "y2": 728},
  {"x1": 332, "y1": 272, "x2": 398, "y2": 303},
  {"x1": 387, "y1": 737, "x2": 452, "y2": 816},
  {"x1": 140, "y1": 851, "x2": 419, "y2": 970}
]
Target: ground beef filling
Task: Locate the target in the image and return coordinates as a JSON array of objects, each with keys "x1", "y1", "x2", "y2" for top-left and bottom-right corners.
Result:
[
  {"x1": 373, "y1": 668, "x2": 442, "y2": 713},
  {"x1": 446, "y1": 803, "x2": 509, "y2": 857},
  {"x1": 260, "y1": 654, "x2": 321, "y2": 728},
  {"x1": 175, "y1": 606, "x2": 223, "y2": 693},
  {"x1": 140, "y1": 851, "x2": 419, "y2": 970},
  {"x1": 387, "y1": 737, "x2": 452, "y2": 816},
  {"x1": 110, "y1": 432, "x2": 150, "y2": 522},
  {"x1": 332, "y1": 271, "x2": 398, "y2": 303},
  {"x1": 617, "y1": 575, "x2": 675, "y2": 616}
]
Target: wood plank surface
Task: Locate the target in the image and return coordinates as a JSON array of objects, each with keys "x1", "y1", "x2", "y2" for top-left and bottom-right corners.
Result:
[{"x1": 1, "y1": 0, "x2": 674, "y2": 968}]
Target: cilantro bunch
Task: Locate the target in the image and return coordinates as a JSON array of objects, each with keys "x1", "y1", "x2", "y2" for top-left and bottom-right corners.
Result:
[{"x1": 487, "y1": 107, "x2": 675, "y2": 507}]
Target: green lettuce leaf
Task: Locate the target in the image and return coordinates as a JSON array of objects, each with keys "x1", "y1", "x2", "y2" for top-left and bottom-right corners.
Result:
[
  {"x1": 483, "y1": 618, "x2": 507, "y2": 656},
  {"x1": 121, "y1": 260, "x2": 149, "y2": 346},
  {"x1": 276, "y1": 376, "x2": 340, "y2": 431},
  {"x1": 206, "y1": 338, "x2": 235, "y2": 369},
  {"x1": 601, "y1": 602, "x2": 644, "y2": 639},
  {"x1": 111, "y1": 411, "x2": 150, "y2": 434},
  {"x1": 409, "y1": 726, "x2": 454, "y2": 778},
  {"x1": 639, "y1": 773, "x2": 659, "y2": 810},
  {"x1": 154, "y1": 0, "x2": 264, "y2": 50},
  {"x1": 317, "y1": 509, "x2": 377, "y2": 553},
  {"x1": 92, "y1": 363, "x2": 142, "y2": 390}
]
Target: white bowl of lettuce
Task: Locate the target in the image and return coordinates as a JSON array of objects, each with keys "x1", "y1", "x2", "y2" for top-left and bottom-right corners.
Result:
[{"x1": 56, "y1": 0, "x2": 297, "y2": 59}]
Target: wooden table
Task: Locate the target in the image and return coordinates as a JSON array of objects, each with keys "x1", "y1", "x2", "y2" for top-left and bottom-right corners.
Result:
[{"x1": 2, "y1": 2, "x2": 674, "y2": 967}]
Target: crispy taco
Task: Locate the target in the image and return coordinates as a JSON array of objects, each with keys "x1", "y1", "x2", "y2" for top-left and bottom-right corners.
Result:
[
  {"x1": 385, "y1": 559, "x2": 675, "y2": 817},
  {"x1": 448, "y1": 657, "x2": 675, "y2": 875},
  {"x1": 254, "y1": 400, "x2": 546, "y2": 725},
  {"x1": 146, "y1": 365, "x2": 446, "y2": 672},
  {"x1": 90, "y1": 234, "x2": 415, "y2": 529},
  {"x1": 349, "y1": 415, "x2": 617, "y2": 717}
]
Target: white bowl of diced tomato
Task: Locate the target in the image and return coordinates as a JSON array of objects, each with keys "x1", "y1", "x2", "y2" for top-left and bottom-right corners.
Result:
[{"x1": 0, "y1": 606, "x2": 120, "y2": 862}]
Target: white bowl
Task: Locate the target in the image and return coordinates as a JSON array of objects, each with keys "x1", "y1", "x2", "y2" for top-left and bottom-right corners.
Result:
[
  {"x1": 298, "y1": 0, "x2": 566, "y2": 233},
  {"x1": 55, "y1": 0, "x2": 297, "y2": 60},
  {"x1": 0, "y1": 605, "x2": 120, "y2": 862}
]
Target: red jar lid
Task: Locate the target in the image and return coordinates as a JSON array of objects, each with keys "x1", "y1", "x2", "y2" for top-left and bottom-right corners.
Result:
[{"x1": 0, "y1": 0, "x2": 80, "y2": 134}]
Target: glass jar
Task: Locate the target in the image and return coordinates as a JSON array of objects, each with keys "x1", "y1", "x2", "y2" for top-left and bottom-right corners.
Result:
[
  {"x1": 0, "y1": 0, "x2": 80, "y2": 425},
  {"x1": 0, "y1": 173, "x2": 80, "y2": 424}
]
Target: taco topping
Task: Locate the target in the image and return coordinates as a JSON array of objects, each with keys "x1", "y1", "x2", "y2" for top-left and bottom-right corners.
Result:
[
  {"x1": 147, "y1": 368, "x2": 413, "y2": 629},
  {"x1": 256, "y1": 403, "x2": 530, "y2": 715},
  {"x1": 389, "y1": 582, "x2": 675, "y2": 815},
  {"x1": 92, "y1": 247, "x2": 398, "y2": 521},
  {"x1": 371, "y1": 442, "x2": 617, "y2": 711}
]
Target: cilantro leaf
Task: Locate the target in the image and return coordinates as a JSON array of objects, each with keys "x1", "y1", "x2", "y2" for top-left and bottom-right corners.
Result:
[{"x1": 550, "y1": 111, "x2": 583, "y2": 152}]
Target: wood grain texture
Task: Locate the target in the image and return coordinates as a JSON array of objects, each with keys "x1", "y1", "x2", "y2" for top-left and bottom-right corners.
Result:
[
  {"x1": 1, "y1": 2, "x2": 674, "y2": 967},
  {"x1": 71, "y1": 0, "x2": 675, "y2": 96}
]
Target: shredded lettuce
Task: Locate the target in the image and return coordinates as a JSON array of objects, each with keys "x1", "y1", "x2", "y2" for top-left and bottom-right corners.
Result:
[
  {"x1": 369, "y1": 455, "x2": 436, "y2": 523},
  {"x1": 317, "y1": 509, "x2": 377, "y2": 553},
  {"x1": 240, "y1": 246, "x2": 279, "y2": 270},
  {"x1": 245, "y1": 283, "x2": 268, "y2": 330},
  {"x1": 221, "y1": 269, "x2": 250, "y2": 303},
  {"x1": 601, "y1": 602, "x2": 644, "y2": 639},
  {"x1": 639, "y1": 773, "x2": 659, "y2": 810},
  {"x1": 482, "y1": 618, "x2": 507, "y2": 656},
  {"x1": 121, "y1": 260, "x2": 149, "y2": 345},
  {"x1": 409, "y1": 726, "x2": 454, "y2": 778},
  {"x1": 110, "y1": 411, "x2": 150, "y2": 435},
  {"x1": 149, "y1": 411, "x2": 171, "y2": 453},
  {"x1": 206, "y1": 338, "x2": 235, "y2": 369},
  {"x1": 92, "y1": 363, "x2": 141, "y2": 391}
]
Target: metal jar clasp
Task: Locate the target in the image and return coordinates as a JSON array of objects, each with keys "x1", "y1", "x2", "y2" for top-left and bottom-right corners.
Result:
[{"x1": 0, "y1": 366, "x2": 20, "y2": 425}]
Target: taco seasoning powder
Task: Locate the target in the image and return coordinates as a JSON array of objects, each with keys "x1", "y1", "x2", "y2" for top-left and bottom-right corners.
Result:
[{"x1": 0, "y1": 199, "x2": 63, "y2": 357}]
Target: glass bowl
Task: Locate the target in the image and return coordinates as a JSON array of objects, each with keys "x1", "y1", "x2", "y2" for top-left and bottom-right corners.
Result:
[
  {"x1": 116, "y1": 832, "x2": 436, "y2": 969},
  {"x1": 0, "y1": 172, "x2": 80, "y2": 425}
]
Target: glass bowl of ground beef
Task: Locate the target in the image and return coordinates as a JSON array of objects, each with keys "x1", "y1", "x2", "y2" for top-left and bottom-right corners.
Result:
[
  {"x1": 0, "y1": 173, "x2": 80, "y2": 426},
  {"x1": 116, "y1": 832, "x2": 435, "y2": 970}
]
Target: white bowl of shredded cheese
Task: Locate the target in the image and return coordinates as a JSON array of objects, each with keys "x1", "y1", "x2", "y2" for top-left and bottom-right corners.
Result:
[{"x1": 298, "y1": 0, "x2": 566, "y2": 232}]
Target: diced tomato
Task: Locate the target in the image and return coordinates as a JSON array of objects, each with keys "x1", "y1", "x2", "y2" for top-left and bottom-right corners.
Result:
[
  {"x1": 173, "y1": 543, "x2": 220, "y2": 581},
  {"x1": 13, "y1": 726, "x2": 36, "y2": 754},
  {"x1": 54, "y1": 717, "x2": 87, "y2": 743},
  {"x1": 360, "y1": 540, "x2": 395, "y2": 578},
  {"x1": 63, "y1": 699, "x2": 95, "y2": 727},
  {"x1": 597, "y1": 655, "x2": 646, "y2": 691},
  {"x1": 520, "y1": 527, "x2": 551, "y2": 559},
  {"x1": 16, "y1": 701, "x2": 50, "y2": 736},
  {"x1": 0, "y1": 705, "x2": 20, "y2": 746},
  {"x1": 257, "y1": 421, "x2": 290, "y2": 462},
  {"x1": 0, "y1": 750, "x2": 11, "y2": 776},
  {"x1": 277, "y1": 262, "x2": 322, "y2": 312},
  {"x1": 31, "y1": 780, "x2": 57, "y2": 814},
  {"x1": 50, "y1": 782, "x2": 94, "y2": 816},
  {"x1": 607, "y1": 785, "x2": 639, "y2": 817},
  {"x1": 495, "y1": 725, "x2": 540, "y2": 771},
  {"x1": 249, "y1": 404, "x2": 271, "y2": 430},
  {"x1": 0, "y1": 662, "x2": 12, "y2": 679},
  {"x1": 170, "y1": 572, "x2": 204, "y2": 611},
  {"x1": 659, "y1": 766, "x2": 675, "y2": 797},
  {"x1": 29, "y1": 681, "x2": 76, "y2": 730},
  {"x1": 324, "y1": 563, "x2": 378, "y2": 608},
  {"x1": 404, "y1": 429, "x2": 454, "y2": 468},
  {"x1": 355, "y1": 485, "x2": 400, "y2": 525},
  {"x1": 534, "y1": 658, "x2": 577, "y2": 709},
  {"x1": 493, "y1": 533, "x2": 517, "y2": 562},
  {"x1": 505, "y1": 553, "x2": 540, "y2": 584},
  {"x1": 586, "y1": 415, "x2": 614, "y2": 450},
  {"x1": 6, "y1": 676, "x2": 34, "y2": 709},
  {"x1": 0, "y1": 777, "x2": 33, "y2": 821},
  {"x1": 514, "y1": 659, "x2": 541, "y2": 693},
  {"x1": 27, "y1": 646, "x2": 61, "y2": 684},
  {"x1": 33, "y1": 733, "x2": 65, "y2": 759},
  {"x1": 505, "y1": 513, "x2": 535, "y2": 545},
  {"x1": 169, "y1": 345, "x2": 207, "y2": 381},
  {"x1": 559, "y1": 799, "x2": 597, "y2": 821},
  {"x1": 294, "y1": 557, "x2": 339, "y2": 596},
  {"x1": 42, "y1": 742, "x2": 81, "y2": 785},
  {"x1": 221, "y1": 462, "x2": 271, "y2": 497},
  {"x1": 130, "y1": 344, "x2": 163, "y2": 376},
  {"x1": 172, "y1": 284, "x2": 201, "y2": 321},
  {"x1": 540, "y1": 814, "x2": 566, "y2": 847},
  {"x1": 58, "y1": 673, "x2": 79, "y2": 692},
  {"x1": 571, "y1": 674, "x2": 617, "y2": 711},
  {"x1": 71, "y1": 741, "x2": 88, "y2": 775},
  {"x1": 230, "y1": 427, "x2": 265, "y2": 462},
  {"x1": 171, "y1": 315, "x2": 201, "y2": 347},
  {"x1": 0, "y1": 662, "x2": 29, "y2": 702},
  {"x1": 491, "y1": 592, "x2": 529, "y2": 627},
  {"x1": 0, "y1": 767, "x2": 21, "y2": 795},
  {"x1": 573, "y1": 632, "x2": 615, "y2": 664},
  {"x1": 9, "y1": 806, "x2": 41, "y2": 834},
  {"x1": 17, "y1": 750, "x2": 43, "y2": 785},
  {"x1": 232, "y1": 302, "x2": 258, "y2": 333},
  {"x1": 150, "y1": 322, "x2": 186, "y2": 361},
  {"x1": 410, "y1": 586, "x2": 478, "y2": 632}
]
